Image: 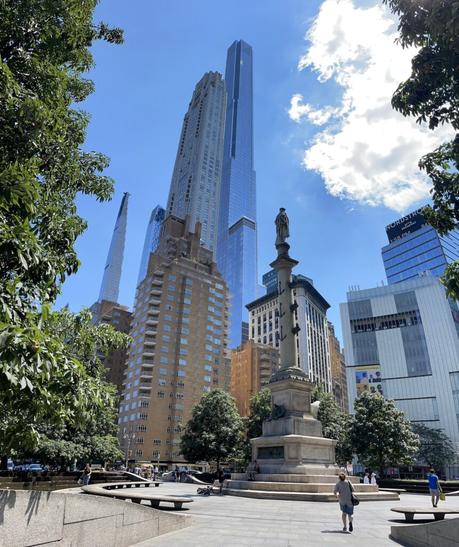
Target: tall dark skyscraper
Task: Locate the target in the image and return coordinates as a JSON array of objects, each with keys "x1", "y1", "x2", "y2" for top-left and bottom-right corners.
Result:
[
  {"x1": 98, "y1": 192, "x2": 129, "y2": 303},
  {"x1": 217, "y1": 40, "x2": 258, "y2": 348}
]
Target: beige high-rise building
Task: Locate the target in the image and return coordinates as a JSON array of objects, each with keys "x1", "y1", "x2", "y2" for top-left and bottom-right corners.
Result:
[
  {"x1": 247, "y1": 272, "x2": 332, "y2": 392},
  {"x1": 118, "y1": 215, "x2": 230, "y2": 465},
  {"x1": 90, "y1": 300, "x2": 131, "y2": 395},
  {"x1": 230, "y1": 340, "x2": 279, "y2": 417},
  {"x1": 327, "y1": 321, "x2": 348, "y2": 413}
]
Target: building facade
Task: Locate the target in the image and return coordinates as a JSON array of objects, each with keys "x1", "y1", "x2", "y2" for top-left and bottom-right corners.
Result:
[
  {"x1": 340, "y1": 275, "x2": 459, "y2": 476},
  {"x1": 118, "y1": 216, "x2": 230, "y2": 465},
  {"x1": 230, "y1": 340, "x2": 279, "y2": 417},
  {"x1": 91, "y1": 192, "x2": 131, "y2": 395},
  {"x1": 90, "y1": 300, "x2": 131, "y2": 395},
  {"x1": 98, "y1": 192, "x2": 129, "y2": 303},
  {"x1": 217, "y1": 40, "x2": 258, "y2": 348},
  {"x1": 328, "y1": 321, "x2": 348, "y2": 413},
  {"x1": 247, "y1": 273, "x2": 332, "y2": 392},
  {"x1": 138, "y1": 205, "x2": 165, "y2": 285},
  {"x1": 166, "y1": 72, "x2": 226, "y2": 255},
  {"x1": 382, "y1": 207, "x2": 459, "y2": 285}
]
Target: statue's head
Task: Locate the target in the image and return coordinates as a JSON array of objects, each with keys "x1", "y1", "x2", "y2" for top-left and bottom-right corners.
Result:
[{"x1": 279, "y1": 207, "x2": 285, "y2": 212}]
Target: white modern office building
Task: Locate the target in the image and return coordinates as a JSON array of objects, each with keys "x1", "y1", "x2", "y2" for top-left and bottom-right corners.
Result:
[
  {"x1": 166, "y1": 71, "x2": 226, "y2": 255},
  {"x1": 247, "y1": 272, "x2": 332, "y2": 392},
  {"x1": 340, "y1": 274, "x2": 459, "y2": 476}
]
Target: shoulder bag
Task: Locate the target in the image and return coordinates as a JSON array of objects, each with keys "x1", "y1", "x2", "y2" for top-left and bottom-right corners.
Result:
[{"x1": 348, "y1": 480, "x2": 360, "y2": 506}]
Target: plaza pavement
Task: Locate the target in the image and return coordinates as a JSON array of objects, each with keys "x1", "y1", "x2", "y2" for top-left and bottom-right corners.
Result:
[{"x1": 132, "y1": 482, "x2": 456, "y2": 546}]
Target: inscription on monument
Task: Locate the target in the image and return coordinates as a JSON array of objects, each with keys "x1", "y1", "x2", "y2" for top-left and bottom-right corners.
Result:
[{"x1": 257, "y1": 446, "x2": 285, "y2": 459}]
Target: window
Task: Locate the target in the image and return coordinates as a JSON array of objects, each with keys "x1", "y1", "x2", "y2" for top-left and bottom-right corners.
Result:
[
  {"x1": 163, "y1": 324, "x2": 171, "y2": 332},
  {"x1": 204, "y1": 364, "x2": 212, "y2": 372},
  {"x1": 177, "y1": 370, "x2": 186, "y2": 377},
  {"x1": 162, "y1": 335, "x2": 170, "y2": 342},
  {"x1": 179, "y1": 348, "x2": 188, "y2": 355},
  {"x1": 157, "y1": 391, "x2": 165, "y2": 398},
  {"x1": 185, "y1": 278, "x2": 193, "y2": 286},
  {"x1": 158, "y1": 379, "x2": 166, "y2": 386},
  {"x1": 184, "y1": 298, "x2": 191, "y2": 305},
  {"x1": 204, "y1": 375, "x2": 211, "y2": 383},
  {"x1": 164, "y1": 314, "x2": 172, "y2": 321},
  {"x1": 168, "y1": 274, "x2": 176, "y2": 281},
  {"x1": 167, "y1": 294, "x2": 174, "y2": 302},
  {"x1": 160, "y1": 356, "x2": 168, "y2": 364},
  {"x1": 160, "y1": 346, "x2": 168, "y2": 353},
  {"x1": 180, "y1": 338, "x2": 188, "y2": 345},
  {"x1": 179, "y1": 359, "x2": 187, "y2": 366},
  {"x1": 168, "y1": 285, "x2": 176, "y2": 292},
  {"x1": 159, "y1": 368, "x2": 167, "y2": 375}
]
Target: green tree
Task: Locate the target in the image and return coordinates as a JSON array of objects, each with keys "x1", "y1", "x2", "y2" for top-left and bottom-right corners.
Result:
[
  {"x1": 412, "y1": 423, "x2": 457, "y2": 474},
  {"x1": 180, "y1": 389, "x2": 244, "y2": 470},
  {"x1": 315, "y1": 392, "x2": 353, "y2": 467},
  {"x1": 351, "y1": 392, "x2": 420, "y2": 476},
  {"x1": 247, "y1": 388, "x2": 272, "y2": 439},
  {"x1": 384, "y1": 0, "x2": 459, "y2": 298},
  {"x1": 8, "y1": 308, "x2": 129, "y2": 464},
  {"x1": 0, "y1": 1, "x2": 123, "y2": 454}
]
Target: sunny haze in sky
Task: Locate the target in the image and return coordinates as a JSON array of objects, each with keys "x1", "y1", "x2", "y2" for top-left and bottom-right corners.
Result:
[{"x1": 56, "y1": 0, "x2": 446, "y2": 343}]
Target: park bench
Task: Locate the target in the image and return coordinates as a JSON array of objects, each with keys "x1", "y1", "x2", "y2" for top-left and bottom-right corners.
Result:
[
  {"x1": 82, "y1": 482, "x2": 193, "y2": 510},
  {"x1": 391, "y1": 507, "x2": 459, "y2": 522},
  {"x1": 101, "y1": 481, "x2": 161, "y2": 489}
]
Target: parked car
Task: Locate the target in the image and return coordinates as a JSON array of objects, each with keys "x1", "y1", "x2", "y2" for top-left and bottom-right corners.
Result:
[
  {"x1": 28, "y1": 464, "x2": 44, "y2": 473},
  {"x1": 7, "y1": 459, "x2": 14, "y2": 471}
]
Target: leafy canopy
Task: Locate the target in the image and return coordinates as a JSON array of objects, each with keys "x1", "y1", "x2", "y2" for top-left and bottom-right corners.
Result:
[
  {"x1": 411, "y1": 423, "x2": 457, "y2": 473},
  {"x1": 0, "y1": 0, "x2": 123, "y2": 453},
  {"x1": 180, "y1": 389, "x2": 245, "y2": 470},
  {"x1": 315, "y1": 391, "x2": 353, "y2": 467},
  {"x1": 384, "y1": 0, "x2": 459, "y2": 297},
  {"x1": 3, "y1": 307, "x2": 129, "y2": 461},
  {"x1": 351, "y1": 392, "x2": 420, "y2": 475}
]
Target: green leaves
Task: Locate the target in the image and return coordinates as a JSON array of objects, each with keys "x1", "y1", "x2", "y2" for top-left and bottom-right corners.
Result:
[
  {"x1": 384, "y1": 0, "x2": 459, "y2": 297},
  {"x1": 0, "y1": 0, "x2": 123, "y2": 456},
  {"x1": 412, "y1": 423, "x2": 457, "y2": 472},
  {"x1": 180, "y1": 389, "x2": 245, "y2": 469},
  {"x1": 351, "y1": 392, "x2": 420, "y2": 475}
]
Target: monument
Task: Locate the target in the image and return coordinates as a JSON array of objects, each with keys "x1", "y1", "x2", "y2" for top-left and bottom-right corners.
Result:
[{"x1": 225, "y1": 209, "x2": 398, "y2": 501}]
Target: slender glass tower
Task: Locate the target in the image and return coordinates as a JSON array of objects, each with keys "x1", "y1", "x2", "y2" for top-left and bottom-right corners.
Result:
[
  {"x1": 137, "y1": 205, "x2": 165, "y2": 285},
  {"x1": 166, "y1": 71, "x2": 226, "y2": 254},
  {"x1": 217, "y1": 40, "x2": 258, "y2": 348},
  {"x1": 98, "y1": 192, "x2": 129, "y2": 303}
]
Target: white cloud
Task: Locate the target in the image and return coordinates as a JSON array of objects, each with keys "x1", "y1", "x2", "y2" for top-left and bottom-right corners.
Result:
[{"x1": 290, "y1": 0, "x2": 452, "y2": 212}]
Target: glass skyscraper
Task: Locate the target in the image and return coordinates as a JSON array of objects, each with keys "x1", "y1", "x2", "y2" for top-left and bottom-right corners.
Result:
[
  {"x1": 98, "y1": 192, "x2": 129, "y2": 303},
  {"x1": 217, "y1": 40, "x2": 258, "y2": 348},
  {"x1": 137, "y1": 205, "x2": 165, "y2": 285},
  {"x1": 382, "y1": 207, "x2": 459, "y2": 284},
  {"x1": 166, "y1": 71, "x2": 226, "y2": 254}
]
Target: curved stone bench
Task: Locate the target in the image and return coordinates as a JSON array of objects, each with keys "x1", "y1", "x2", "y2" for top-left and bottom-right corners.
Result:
[
  {"x1": 82, "y1": 482, "x2": 193, "y2": 510},
  {"x1": 391, "y1": 507, "x2": 459, "y2": 522},
  {"x1": 100, "y1": 480, "x2": 162, "y2": 489}
]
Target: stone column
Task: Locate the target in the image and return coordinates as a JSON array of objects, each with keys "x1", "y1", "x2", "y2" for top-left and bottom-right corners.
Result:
[{"x1": 270, "y1": 242, "x2": 298, "y2": 370}]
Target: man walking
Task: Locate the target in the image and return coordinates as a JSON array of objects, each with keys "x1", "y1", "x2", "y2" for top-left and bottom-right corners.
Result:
[
  {"x1": 334, "y1": 471, "x2": 355, "y2": 532},
  {"x1": 428, "y1": 468, "x2": 441, "y2": 507}
]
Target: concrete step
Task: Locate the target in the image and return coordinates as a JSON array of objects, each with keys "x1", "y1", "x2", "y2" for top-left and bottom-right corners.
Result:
[
  {"x1": 232, "y1": 473, "x2": 360, "y2": 484},
  {"x1": 224, "y1": 488, "x2": 399, "y2": 502},
  {"x1": 226, "y1": 480, "x2": 378, "y2": 493}
]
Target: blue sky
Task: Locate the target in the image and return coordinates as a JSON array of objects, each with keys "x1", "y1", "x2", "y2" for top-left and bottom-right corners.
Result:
[{"x1": 56, "y1": 0, "x2": 440, "y2": 344}]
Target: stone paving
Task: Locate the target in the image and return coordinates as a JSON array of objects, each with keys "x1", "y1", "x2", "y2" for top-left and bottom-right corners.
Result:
[{"x1": 132, "y1": 482, "x2": 457, "y2": 546}]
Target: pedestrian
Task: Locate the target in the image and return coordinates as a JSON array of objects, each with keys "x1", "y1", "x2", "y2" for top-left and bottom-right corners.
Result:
[
  {"x1": 363, "y1": 472, "x2": 370, "y2": 485},
  {"x1": 81, "y1": 463, "x2": 92, "y2": 486},
  {"x1": 428, "y1": 468, "x2": 442, "y2": 507},
  {"x1": 370, "y1": 472, "x2": 377, "y2": 485},
  {"x1": 217, "y1": 468, "x2": 225, "y2": 495},
  {"x1": 334, "y1": 471, "x2": 356, "y2": 533},
  {"x1": 154, "y1": 465, "x2": 159, "y2": 480}
]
